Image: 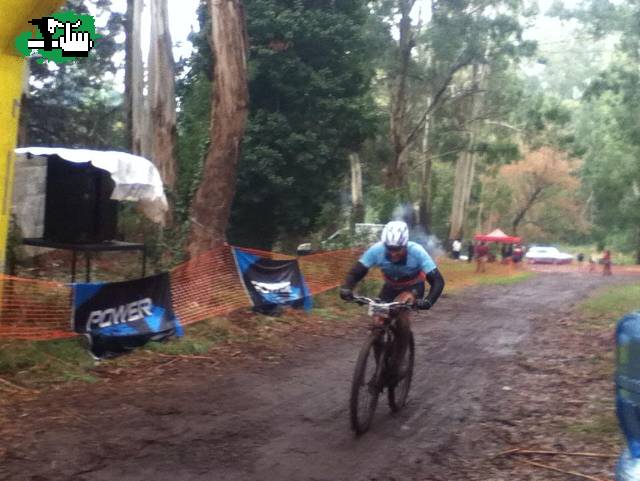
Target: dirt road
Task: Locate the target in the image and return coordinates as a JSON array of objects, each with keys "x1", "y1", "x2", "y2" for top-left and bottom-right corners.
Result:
[{"x1": 0, "y1": 273, "x2": 628, "y2": 481}]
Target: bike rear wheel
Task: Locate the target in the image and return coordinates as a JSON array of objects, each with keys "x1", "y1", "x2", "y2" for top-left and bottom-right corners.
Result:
[
  {"x1": 350, "y1": 333, "x2": 383, "y2": 434},
  {"x1": 388, "y1": 330, "x2": 415, "y2": 412}
]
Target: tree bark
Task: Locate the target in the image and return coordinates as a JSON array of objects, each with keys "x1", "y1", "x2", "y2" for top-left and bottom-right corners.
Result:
[
  {"x1": 636, "y1": 225, "x2": 640, "y2": 265},
  {"x1": 350, "y1": 152, "x2": 364, "y2": 225},
  {"x1": 387, "y1": 0, "x2": 416, "y2": 190},
  {"x1": 148, "y1": 0, "x2": 177, "y2": 190},
  {"x1": 449, "y1": 150, "x2": 472, "y2": 240},
  {"x1": 448, "y1": 63, "x2": 485, "y2": 241},
  {"x1": 418, "y1": 120, "x2": 432, "y2": 232},
  {"x1": 125, "y1": 0, "x2": 147, "y2": 156},
  {"x1": 511, "y1": 183, "x2": 544, "y2": 235},
  {"x1": 475, "y1": 178, "x2": 484, "y2": 233},
  {"x1": 188, "y1": 0, "x2": 249, "y2": 257}
]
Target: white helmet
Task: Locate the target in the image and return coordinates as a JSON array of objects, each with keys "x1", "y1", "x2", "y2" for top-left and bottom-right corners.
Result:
[{"x1": 381, "y1": 221, "x2": 409, "y2": 248}]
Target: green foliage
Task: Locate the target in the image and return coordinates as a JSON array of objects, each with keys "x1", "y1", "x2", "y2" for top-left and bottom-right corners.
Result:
[
  {"x1": 227, "y1": 0, "x2": 382, "y2": 249},
  {"x1": 23, "y1": 0, "x2": 126, "y2": 149},
  {"x1": 572, "y1": 61, "x2": 640, "y2": 261},
  {"x1": 176, "y1": 0, "x2": 212, "y2": 221},
  {"x1": 429, "y1": 160, "x2": 455, "y2": 240}
]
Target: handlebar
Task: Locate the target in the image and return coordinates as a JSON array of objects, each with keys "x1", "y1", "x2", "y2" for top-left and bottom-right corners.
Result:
[{"x1": 351, "y1": 295, "x2": 415, "y2": 310}]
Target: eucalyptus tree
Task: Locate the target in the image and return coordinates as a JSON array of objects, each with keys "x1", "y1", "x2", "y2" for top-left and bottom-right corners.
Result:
[
  {"x1": 188, "y1": 0, "x2": 249, "y2": 256},
  {"x1": 376, "y1": 0, "x2": 535, "y2": 239}
]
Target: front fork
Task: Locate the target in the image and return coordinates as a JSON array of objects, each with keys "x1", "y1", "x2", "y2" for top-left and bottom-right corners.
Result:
[{"x1": 371, "y1": 324, "x2": 395, "y2": 391}]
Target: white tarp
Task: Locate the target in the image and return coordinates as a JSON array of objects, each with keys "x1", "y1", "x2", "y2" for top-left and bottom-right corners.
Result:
[{"x1": 14, "y1": 147, "x2": 168, "y2": 224}]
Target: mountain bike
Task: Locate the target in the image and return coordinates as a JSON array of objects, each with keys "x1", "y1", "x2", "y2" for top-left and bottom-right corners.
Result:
[{"x1": 349, "y1": 295, "x2": 415, "y2": 435}]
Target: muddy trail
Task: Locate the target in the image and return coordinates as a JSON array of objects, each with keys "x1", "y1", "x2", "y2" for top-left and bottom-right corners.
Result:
[{"x1": 0, "y1": 273, "x2": 629, "y2": 481}]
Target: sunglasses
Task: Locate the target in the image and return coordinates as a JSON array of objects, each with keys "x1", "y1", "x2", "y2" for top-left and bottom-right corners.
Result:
[{"x1": 385, "y1": 245, "x2": 405, "y2": 253}]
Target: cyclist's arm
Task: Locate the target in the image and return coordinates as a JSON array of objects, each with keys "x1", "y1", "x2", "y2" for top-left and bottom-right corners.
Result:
[
  {"x1": 415, "y1": 244, "x2": 444, "y2": 308},
  {"x1": 424, "y1": 268, "x2": 445, "y2": 307},
  {"x1": 343, "y1": 262, "x2": 369, "y2": 290},
  {"x1": 342, "y1": 244, "x2": 381, "y2": 290}
]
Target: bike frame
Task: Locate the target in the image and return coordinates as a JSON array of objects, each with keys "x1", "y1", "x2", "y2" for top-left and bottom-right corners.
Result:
[
  {"x1": 353, "y1": 295, "x2": 413, "y2": 381},
  {"x1": 349, "y1": 295, "x2": 417, "y2": 434}
]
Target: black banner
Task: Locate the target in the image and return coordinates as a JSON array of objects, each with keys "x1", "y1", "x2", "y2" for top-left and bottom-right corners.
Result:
[
  {"x1": 72, "y1": 272, "x2": 182, "y2": 359},
  {"x1": 233, "y1": 248, "x2": 312, "y2": 314}
]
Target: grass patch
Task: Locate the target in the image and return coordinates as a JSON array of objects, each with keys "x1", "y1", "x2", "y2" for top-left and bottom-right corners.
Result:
[
  {"x1": 565, "y1": 412, "x2": 620, "y2": 440},
  {"x1": 438, "y1": 258, "x2": 535, "y2": 293},
  {"x1": 476, "y1": 271, "x2": 534, "y2": 286},
  {"x1": 0, "y1": 338, "x2": 96, "y2": 386},
  {"x1": 577, "y1": 283, "x2": 640, "y2": 329}
]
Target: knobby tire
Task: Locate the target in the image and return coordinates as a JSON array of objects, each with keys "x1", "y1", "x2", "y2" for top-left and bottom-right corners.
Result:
[
  {"x1": 388, "y1": 330, "x2": 415, "y2": 412},
  {"x1": 350, "y1": 332, "x2": 383, "y2": 435}
]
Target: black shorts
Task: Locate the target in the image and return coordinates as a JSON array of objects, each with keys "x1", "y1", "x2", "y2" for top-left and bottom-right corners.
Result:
[{"x1": 379, "y1": 282, "x2": 425, "y2": 302}]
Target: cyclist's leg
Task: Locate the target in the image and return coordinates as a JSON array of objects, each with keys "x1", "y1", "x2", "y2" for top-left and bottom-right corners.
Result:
[{"x1": 392, "y1": 283, "x2": 425, "y2": 378}]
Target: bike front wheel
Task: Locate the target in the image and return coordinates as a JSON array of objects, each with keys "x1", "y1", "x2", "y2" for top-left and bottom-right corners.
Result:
[
  {"x1": 388, "y1": 330, "x2": 415, "y2": 412},
  {"x1": 350, "y1": 333, "x2": 383, "y2": 435}
]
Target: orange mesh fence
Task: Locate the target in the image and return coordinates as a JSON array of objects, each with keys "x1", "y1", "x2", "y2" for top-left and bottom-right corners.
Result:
[
  {"x1": 0, "y1": 274, "x2": 73, "y2": 340},
  {"x1": 297, "y1": 248, "x2": 363, "y2": 294},
  {"x1": 169, "y1": 245, "x2": 252, "y2": 326},
  {"x1": 0, "y1": 244, "x2": 439, "y2": 341},
  {"x1": 0, "y1": 244, "x2": 359, "y2": 340}
]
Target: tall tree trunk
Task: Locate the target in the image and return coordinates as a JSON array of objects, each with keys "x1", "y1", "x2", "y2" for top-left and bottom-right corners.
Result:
[
  {"x1": 636, "y1": 225, "x2": 640, "y2": 265},
  {"x1": 475, "y1": 178, "x2": 484, "y2": 234},
  {"x1": 449, "y1": 151, "x2": 472, "y2": 240},
  {"x1": 125, "y1": 0, "x2": 147, "y2": 156},
  {"x1": 511, "y1": 183, "x2": 544, "y2": 235},
  {"x1": 124, "y1": 0, "x2": 133, "y2": 150},
  {"x1": 188, "y1": 0, "x2": 249, "y2": 257},
  {"x1": 418, "y1": 119, "x2": 432, "y2": 232},
  {"x1": 350, "y1": 152, "x2": 364, "y2": 225},
  {"x1": 148, "y1": 0, "x2": 177, "y2": 190},
  {"x1": 387, "y1": 0, "x2": 416, "y2": 190},
  {"x1": 448, "y1": 63, "x2": 485, "y2": 241}
]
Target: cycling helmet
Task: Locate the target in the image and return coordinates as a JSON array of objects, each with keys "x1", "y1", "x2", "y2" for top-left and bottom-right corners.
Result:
[{"x1": 381, "y1": 221, "x2": 409, "y2": 248}]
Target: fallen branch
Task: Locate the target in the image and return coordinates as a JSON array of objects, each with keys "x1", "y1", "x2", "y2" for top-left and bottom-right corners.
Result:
[
  {"x1": 0, "y1": 377, "x2": 33, "y2": 393},
  {"x1": 146, "y1": 352, "x2": 218, "y2": 362},
  {"x1": 154, "y1": 358, "x2": 180, "y2": 370},
  {"x1": 515, "y1": 449, "x2": 617, "y2": 459},
  {"x1": 495, "y1": 448, "x2": 617, "y2": 459},
  {"x1": 514, "y1": 458, "x2": 612, "y2": 481},
  {"x1": 493, "y1": 447, "x2": 521, "y2": 457},
  {"x1": 43, "y1": 352, "x2": 77, "y2": 368}
]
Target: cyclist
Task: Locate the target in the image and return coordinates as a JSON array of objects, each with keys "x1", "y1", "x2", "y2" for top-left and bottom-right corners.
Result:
[{"x1": 339, "y1": 220, "x2": 445, "y2": 380}]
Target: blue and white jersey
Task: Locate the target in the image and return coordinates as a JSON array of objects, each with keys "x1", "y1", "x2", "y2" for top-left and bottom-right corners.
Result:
[{"x1": 359, "y1": 241, "x2": 437, "y2": 282}]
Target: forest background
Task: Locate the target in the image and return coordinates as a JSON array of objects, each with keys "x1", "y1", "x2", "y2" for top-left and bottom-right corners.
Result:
[{"x1": 14, "y1": 0, "x2": 640, "y2": 268}]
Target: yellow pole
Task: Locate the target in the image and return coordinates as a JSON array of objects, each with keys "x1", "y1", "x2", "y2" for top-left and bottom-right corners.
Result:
[
  {"x1": 0, "y1": 55, "x2": 26, "y2": 271},
  {"x1": 0, "y1": 0, "x2": 66, "y2": 271}
]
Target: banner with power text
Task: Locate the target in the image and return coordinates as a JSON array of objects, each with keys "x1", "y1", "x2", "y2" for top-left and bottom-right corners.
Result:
[
  {"x1": 232, "y1": 248, "x2": 312, "y2": 314},
  {"x1": 72, "y1": 272, "x2": 183, "y2": 359}
]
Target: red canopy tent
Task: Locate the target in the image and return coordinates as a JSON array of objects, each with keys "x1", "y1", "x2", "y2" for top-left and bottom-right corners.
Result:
[{"x1": 473, "y1": 228, "x2": 521, "y2": 244}]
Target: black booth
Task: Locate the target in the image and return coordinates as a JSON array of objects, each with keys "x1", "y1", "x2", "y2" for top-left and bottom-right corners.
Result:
[
  {"x1": 22, "y1": 154, "x2": 146, "y2": 282},
  {"x1": 43, "y1": 155, "x2": 119, "y2": 244}
]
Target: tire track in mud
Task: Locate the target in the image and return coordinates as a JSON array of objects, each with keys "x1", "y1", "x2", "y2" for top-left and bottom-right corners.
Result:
[{"x1": 0, "y1": 273, "x2": 628, "y2": 481}]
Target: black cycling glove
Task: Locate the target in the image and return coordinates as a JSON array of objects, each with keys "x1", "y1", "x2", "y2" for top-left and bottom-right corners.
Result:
[{"x1": 339, "y1": 287, "x2": 354, "y2": 301}]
